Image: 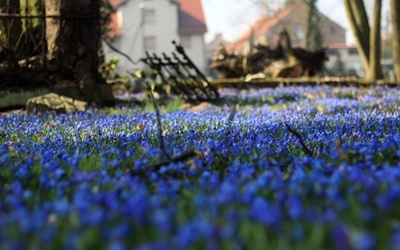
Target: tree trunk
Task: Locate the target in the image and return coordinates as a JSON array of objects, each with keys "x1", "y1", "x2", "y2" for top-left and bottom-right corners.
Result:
[
  {"x1": 304, "y1": 0, "x2": 322, "y2": 50},
  {"x1": 51, "y1": 0, "x2": 105, "y2": 105},
  {"x1": 343, "y1": 0, "x2": 370, "y2": 72},
  {"x1": 45, "y1": 0, "x2": 61, "y2": 61},
  {"x1": 391, "y1": 0, "x2": 400, "y2": 81},
  {"x1": 367, "y1": 0, "x2": 382, "y2": 81}
]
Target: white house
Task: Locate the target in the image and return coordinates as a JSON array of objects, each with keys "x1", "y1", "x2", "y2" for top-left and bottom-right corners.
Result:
[
  {"x1": 222, "y1": 2, "x2": 363, "y2": 77},
  {"x1": 324, "y1": 44, "x2": 364, "y2": 76},
  {"x1": 104, "y1": 0, "x2": 208, "y2": 74}
]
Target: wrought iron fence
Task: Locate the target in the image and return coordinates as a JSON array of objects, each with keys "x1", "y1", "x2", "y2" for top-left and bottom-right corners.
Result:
[
  {"x1": 0, "y1": 1, "x2": 46, "y2": 73},
  {"x1": 141, "y1": 41, "x2": 220, "y2": 102},
  {"x1": 0, "y1": 0, "x2": 98, "y2": 85}
]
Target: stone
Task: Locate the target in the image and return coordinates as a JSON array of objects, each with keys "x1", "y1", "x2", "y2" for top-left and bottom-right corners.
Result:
[{"x1": 26, "y1": 92, "x2": 87, "y2": 114}]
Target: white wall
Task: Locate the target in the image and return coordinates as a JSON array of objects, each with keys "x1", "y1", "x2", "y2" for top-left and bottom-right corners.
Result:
[
  {"x1": 103, "y1": 0, "x2": 178, "y2": 73},
  {"x1": 103, "y1": 0, "x2": 207, "y2": 75},
  {"x1": 182, "y1": 35, "x2": 208, "y2": 73},
  {"x1": 325, "y1": 47, "x2": 363, "y2": 75}
]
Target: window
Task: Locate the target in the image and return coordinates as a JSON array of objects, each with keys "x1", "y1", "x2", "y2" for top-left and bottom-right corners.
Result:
[
  {"x1": 326, "y1": 49, "x2": 337, "y2": 56},
  {"x1": 144, "y1": 36, "x2": 156, "y2": 51},
  {"x1": 294, "y1": 26, "x2": 304, "y2": 39},
  {"x1": 180, "y1": 35, "x2": 192, "y2": 48},
  {"x1": 143, "y1": 9, "x2": 155, "y2": 24},
  {"x1": 348, "y1": 48, "x2": 358, "y2": 55},
  {"x1": 117, "y1": 10, "x2": 123, "y2": 27}
]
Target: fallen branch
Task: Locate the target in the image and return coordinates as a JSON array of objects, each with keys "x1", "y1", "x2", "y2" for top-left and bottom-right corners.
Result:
[
  {"x1": 285, "y1": 123, "x2": 313, "y2": 157},
  {"x1": 147, "y1": 82, "x2": 171, "y2": 160},
  {"x1": 102, "y1": 38, "x2": 141, "y2": 65},
  {"x1": 130, "y1": 150, "x2": 198, "y2": 175},
  {"x1": 148, "y1": 150, "x2": 197, "y2": 170}
]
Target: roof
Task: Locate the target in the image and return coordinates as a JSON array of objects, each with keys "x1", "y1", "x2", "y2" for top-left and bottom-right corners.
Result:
[
  {"x1": 326, "y1": 43, "x2": 357, "y2": 49},
  {"x1": 108, "y1": 0, "x2": 125, "y2": 8},
  {"x1": 225, "y1": 4, "x2": 298, "y2": 52},
  {"x1": 106, "y1": 0, "x2": 207, "y2": 38},
  {"x1": 225, "y1": 3, "x2": 346, "y2": 53},
  {"x1": 107, "y1": 12, "x2": 122, "y2": 37},
  {"x1": 106, "y1": 0, "x2": 126, "y2": 38},
  {"x1": 177, "y1": 0, "x2": 207, "y2": 34},
  {"x1": 207, "y1": 33, "x2": 229, "y2": 50}
]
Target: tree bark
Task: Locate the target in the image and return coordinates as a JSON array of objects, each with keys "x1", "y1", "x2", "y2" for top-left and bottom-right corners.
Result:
[
  {"x1": 53, "y1": 0, "x2": 104, "y2": 105},
  {"x1": 343, "y1": 0, "x2": 370, "y2": 72},
  {"x1": 304, "y1": 0, "x2": 322, "y2": 50},
  {"x1": 45, "y1": 0, "x2": 61, "y2": 61},
  {"x1": 367, "y1": 0, "x2": 382, "y2": 81},
  {"x1": 350, "y1": 0, "x2": 370, "y2": 41},
  {"x1": 391, "y1": 0, "x2": 400, "y2": 81}
]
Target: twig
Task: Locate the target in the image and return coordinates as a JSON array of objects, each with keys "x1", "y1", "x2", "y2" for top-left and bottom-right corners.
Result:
[
  {"x1": 147, "y1": 83, "x2": 171, "y2": 160},
  {"x1": 102, "y1": 38, "x2": 141, "y2": 65},
  {"x1": 148, "y1": 150, "x2": 197, "y2": 170},
  {"x1": 106, "y1": 78, "x2": 129, "y2": 84},
  {"x1": 104, "y1": 37, "x2": 171, "y2": 159},
  {"x1": 219, "y1": 75, "x2": 248, "y2": 150},
  {"x1": 131, "y1": 150, "x2": 197, "y2": 175},
  {"x1": 285, "y1": 123, "x2": 313, "y2": 157}
]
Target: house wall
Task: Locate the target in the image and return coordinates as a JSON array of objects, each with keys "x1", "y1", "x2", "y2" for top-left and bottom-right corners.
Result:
[
  {"x1": 182, "y1": 34, "x2": 208, "y2": 73},
  {"x1": 253, "y1": 9, "x2": 346, "y2": 49},
  {"x1": 318, "y1": 13, "x2": 346, "y2": 46},
  {"x1": 103, "y1": 0, "x2": 207, "y2": 74},
  {"x1": 325, "y1": 47, "x2": 364, "y2": 76},
  {"x1": 103, "y1": 0, "x2": 178, "y2": 73}
]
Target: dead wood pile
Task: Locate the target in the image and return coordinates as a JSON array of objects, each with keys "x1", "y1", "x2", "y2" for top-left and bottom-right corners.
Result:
[{"x1": 210, "y1": 29, "x2": 328, "y2": 78}]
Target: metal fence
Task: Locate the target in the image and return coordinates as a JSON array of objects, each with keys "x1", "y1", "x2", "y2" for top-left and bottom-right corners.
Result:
[
  {"x1": 141, "y1": 41, "x2": 220, "y2": 102},
  {"x1": 0, "y1": 0, "x2": 98, "y2": 85}
]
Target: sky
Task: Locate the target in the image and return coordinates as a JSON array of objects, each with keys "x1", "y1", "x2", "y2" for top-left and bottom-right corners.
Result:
[{"x1": 201, "y1": 0, "x2": 390, "y2": 45}]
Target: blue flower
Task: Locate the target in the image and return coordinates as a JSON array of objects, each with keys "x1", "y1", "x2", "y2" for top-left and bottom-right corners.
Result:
[
  {"x1": 107, "y1": 241, "x2": 126, "y2": 250},
  {"x1": 174, "y1": 223, "x2": 196, "y2": 248},
  {"x1": 152, "y1": 209, "x2": 172, "y2": 233},
  {"x1": 354, "y1": 231, "x2": 375, "y2": 250},
  {"x1": 249, "y1": 198, "x2": 281, "y2": 228},
  {"x1": 287, "y1": 195, "x2": 303, "y2": 220},
  {"x1": 332, "y1": 224, "x2": 352, "y2": 250},
  {"x1": 392, "y1": 230, "x2": 400, "y2": 250}
]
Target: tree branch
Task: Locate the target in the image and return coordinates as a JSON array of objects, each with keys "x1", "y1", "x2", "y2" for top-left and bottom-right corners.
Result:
[{"x1": 285, "y1": 123, "x2": 313, "y2": 157}]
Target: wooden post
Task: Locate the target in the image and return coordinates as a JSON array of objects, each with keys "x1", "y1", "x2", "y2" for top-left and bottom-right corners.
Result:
[{"x1": 45, "y1": 0, "x2": 60, "y2": 61}]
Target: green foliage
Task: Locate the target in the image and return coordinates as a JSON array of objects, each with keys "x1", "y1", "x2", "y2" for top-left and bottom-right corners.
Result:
[
  {"x1": 79, "y1": 155, "x2": 103, "y2": 173},
  {"x1": 99, "y1": 58, "x2": 121, "y2": 79},
  {"x1": 165, "y1": 97, "x2": 185, "y2": 113},
  {"x1": 20, "y1": 0, "x2": 41, "y2": 29},
  {"x1": 99, "y1": 0, "x2": 115, "y2": 35}
]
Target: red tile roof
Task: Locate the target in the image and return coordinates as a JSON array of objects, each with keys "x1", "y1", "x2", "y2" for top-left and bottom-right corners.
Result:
[
  {"x1": 108, "y1": 0, "x2": 125, "y2": 8},
  {"x1": 106, "y1": 0, "x2": 207, "y2": 37},
  {"x1": 225, "y1": 4, "x2": 300, "y2": 53},
  {"x1": 177, "y1": 0, "x2": 207, "y2": 34},
  {"x1": 107, "y1": 13, "x2": 122, "y2": 38},
  {"x1": 326, "y1": 43, "x2": 357, "y2": 49},
  {"x1": 106, "y1": 0, "x2": 125, "y2": 38}
]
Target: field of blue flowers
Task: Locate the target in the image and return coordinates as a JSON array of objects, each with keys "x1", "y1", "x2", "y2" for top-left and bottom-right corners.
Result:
[{"x1": 1, "y1": 85, "x2": 400, "y2": 249}]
